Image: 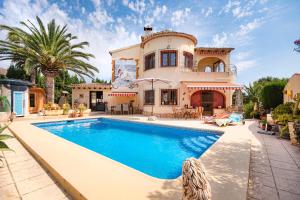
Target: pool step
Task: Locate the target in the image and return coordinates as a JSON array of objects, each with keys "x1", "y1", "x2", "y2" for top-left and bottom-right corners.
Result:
[{"x1": 182, "y1": 138, "x2": 208, "y2": 154}]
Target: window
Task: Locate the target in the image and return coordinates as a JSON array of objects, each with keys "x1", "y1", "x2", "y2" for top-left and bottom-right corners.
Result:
[
  {"x1": 161, "y1": 50, "x2": 177, "y2": 67},
  {"x1": 144, "y1": 90, "x2": 155, "y2": 105},
  {"x1": 144, "y1": 53, "x2": 155, "y2": 70},
  {"x1": 161, "y1": 89, "x2": 177, "y2": 105},
  {"x1": 204, "y1": 65, "x2": 212, "y2": 72},
  {"x1": 29, "y1": 94, "x2": 35, "y2": 107},
  {"x1": 184, "y1": 52, "x2": 193, "y2": 68},
  {"x1": 214, "y1": 62, "x2": 225, "y2": 72}
]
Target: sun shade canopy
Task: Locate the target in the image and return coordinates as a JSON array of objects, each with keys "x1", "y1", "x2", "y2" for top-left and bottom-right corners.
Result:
[
  {"x1": 108, "y1": 92, "x2": 137, "y2": 96},
  {"x1": 183, "y1": 82, "x2": 243, "y2": 90}
]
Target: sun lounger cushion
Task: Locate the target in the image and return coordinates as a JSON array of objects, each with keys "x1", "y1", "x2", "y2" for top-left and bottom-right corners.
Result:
[
  {"x1": 229, "y1": 113, "x2": 243, "y2": 123},
  {"x1": 215, "y1": 118, "x2": 231, "y2": 126}
]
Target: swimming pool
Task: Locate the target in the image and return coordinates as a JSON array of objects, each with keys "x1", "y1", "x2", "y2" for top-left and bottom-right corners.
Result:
[{"x1": 34, "y1": 118, "x2": 221, "y2": 179}]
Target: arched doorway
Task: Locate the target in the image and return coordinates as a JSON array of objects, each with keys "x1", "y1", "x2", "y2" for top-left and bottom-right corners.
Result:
[{"x1": 191, "y1": 90, "x2": 225, "y2": 115}]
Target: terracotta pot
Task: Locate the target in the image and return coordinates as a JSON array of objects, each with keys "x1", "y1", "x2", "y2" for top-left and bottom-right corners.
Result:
[{"x1": 288, "y1": 122, "x2": 298, "y2": 145}]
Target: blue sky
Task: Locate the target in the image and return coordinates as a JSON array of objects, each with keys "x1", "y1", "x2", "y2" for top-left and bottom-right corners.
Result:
[{"x1": 0, "y1": 0, "x2": 299, "y2": 84}]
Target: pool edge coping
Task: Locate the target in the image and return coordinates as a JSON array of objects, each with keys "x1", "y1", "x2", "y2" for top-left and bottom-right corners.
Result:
[{"x1": 8, "y1": 115, "x2": 253, "y2": 200}]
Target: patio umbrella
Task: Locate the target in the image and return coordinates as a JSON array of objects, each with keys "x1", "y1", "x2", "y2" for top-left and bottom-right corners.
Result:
[{"x1": 129, "y1": 78, "x2": 172, "y2": 116}]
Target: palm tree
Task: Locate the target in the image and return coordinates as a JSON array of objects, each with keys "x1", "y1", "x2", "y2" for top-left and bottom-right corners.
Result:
[
  {"x1": 244, "y1": 83, "x2": 259, "y2": 111},
  {"x1": 294, "y1": 39, "x2": 300, "y2": 53},
  {"x1": 0, "y1": 16, "x2": 98, "y2": 103}
]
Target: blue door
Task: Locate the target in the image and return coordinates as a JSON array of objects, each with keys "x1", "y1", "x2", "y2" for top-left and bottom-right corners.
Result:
[{"x1": 13, "y1": 91, "x2": 25, "y2": 116}]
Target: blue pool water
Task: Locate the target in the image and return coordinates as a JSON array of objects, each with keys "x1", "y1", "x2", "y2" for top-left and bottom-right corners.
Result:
[{"x1": 34, "y1": 118, "x2": 221, "y2": 179}]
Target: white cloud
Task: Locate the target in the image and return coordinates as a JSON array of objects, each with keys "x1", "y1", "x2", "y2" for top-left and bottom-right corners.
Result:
[
  {"x1": 171, "y1": 8, "x2": 191, "y2": 26},
  {"x1": 201, "y1": 7, "x2": 213, "y2": 17},
  {"x1": 211, "y1": 32, "x2": 228, "y2": 47},
  {"x1": 236, "y1": 18, "x2": 262, "y2": 37},
  {"x1": 123, "y1": 0, "x2": 146, "y2": 14},
  {"x1": 0, "y1": 0, "x2": 140, "y2": 81},
  {"x1": 145, "y1": 5, "x2": 167, "y2": 25},
  {"x1": 88, "y1": 7, "x2": 114, "y2": 27},
  {"x1": 220, "y1": 0, "x2": 241, "y2": 14},
  {"x1": 91, "y1": 0, "x2": 101, "y2": 8},
  {"x1": 235, "y1": 59, "x2": 257, "y2": 71},
  {"x1": 232, "y1": 6, "x2": 252, "y2": 18}
]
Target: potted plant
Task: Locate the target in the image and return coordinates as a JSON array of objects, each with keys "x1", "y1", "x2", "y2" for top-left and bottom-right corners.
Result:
[
  {"x1": 62, "y1": 103, "x2": 70, "y2": 115},
  {"x1": 293, "y1": 120, "x2": 300, "y2": 145},
  {"x1": 260, "y1": 119, "x2": 267, "y2": 130},
  {"x1": 288, "y1": 93, "x2": 300, "y2": 144},
  {"x1": 78, "y1": 104, "x2": 86, "y2": 117}
]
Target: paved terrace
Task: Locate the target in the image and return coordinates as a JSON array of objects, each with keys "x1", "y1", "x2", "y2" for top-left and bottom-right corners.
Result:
[
  {"x1": 0, "y1": 128, "x2": 71, "y2": 200},
  {"x1": 248, "y1": 128, "x2": 300, "y2": 200}
]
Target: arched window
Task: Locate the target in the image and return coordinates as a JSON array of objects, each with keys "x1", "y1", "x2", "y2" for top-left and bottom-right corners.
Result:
[
  {"x1": 216, "y1": 62, "x2": 225, "y2": 72},
  {"x1": 204, "y1": 65, "x2": 212, "y2": 72}
]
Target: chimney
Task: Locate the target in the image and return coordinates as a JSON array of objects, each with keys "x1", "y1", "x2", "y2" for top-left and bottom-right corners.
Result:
[{"x1": 144, "y1": 25, "x2": 152, "y2": 36}]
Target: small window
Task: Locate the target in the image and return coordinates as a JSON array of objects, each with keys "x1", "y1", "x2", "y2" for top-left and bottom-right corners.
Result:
[
  {"x1": 204, "y1": 65, "x2": 212, "y2": 72},
  {"x1": 184, "y1": 52, "x2": 193, "y2": 68},
  {"x1": 29, "y1": 94, "x2": 35, "y2": 107},
  {"x1": 145, "y1": 53, "x2": 155, "y2": 70},
  {"x1": 161, "y1": 50, "x2": 177, "y2": 67},
  {"x1": 79, "y1": 94, "x2": 84, "y2": 98},
  {"x1": 161, "y1": 89, "x2": 177, "y2": 105},
  {"x1": 144, "y1": 90, "x2": 155, "y2": 105}
]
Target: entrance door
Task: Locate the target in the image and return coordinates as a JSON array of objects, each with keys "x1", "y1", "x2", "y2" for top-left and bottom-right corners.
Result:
[
  {"x1": 201, "y1": 91, "x2": 213, "y2": 116},
  {"x1": 90, "y1": 91, "x2": 105, "y2": 111},
  {"x1": 13, "y1": 91, "x2": 25, "y2": 116}
]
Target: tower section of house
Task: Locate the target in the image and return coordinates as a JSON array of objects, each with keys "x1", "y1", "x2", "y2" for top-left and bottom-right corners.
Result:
[
  {"x1": 109, "y1": 29, "x2": 243, "y2": 116},
  {"x1": 283, "y1": 73, "x2": 300, "y2": 104}
]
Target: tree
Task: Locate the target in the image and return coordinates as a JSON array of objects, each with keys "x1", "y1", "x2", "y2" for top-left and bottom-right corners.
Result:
[
  {"x1": 6, "y1": 64, "x2": 29, "y2": 80},
  {"x1": 54, "y1": 70, "x2": 85, "y2": 103},
  {"x1": 0, "y1": 16, "x2": 98, "y2": 103},
  {"x1": 92, "y1": 78, "x2": 111, "y2": 84},
  {"x1": 244, "y1": 84, "x2": 259, "y2": 111},
  {"x1": 260, "y1": 81, "x2": 286, "y2": 109}
]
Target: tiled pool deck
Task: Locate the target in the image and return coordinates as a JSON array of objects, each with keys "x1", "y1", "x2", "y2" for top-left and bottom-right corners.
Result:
[
  {"x1": 248, "y1": 127, "x2": 300, "y2": 200},
  {"x1": 0, "y1": 128, "x2": 71, "y2": 200}
]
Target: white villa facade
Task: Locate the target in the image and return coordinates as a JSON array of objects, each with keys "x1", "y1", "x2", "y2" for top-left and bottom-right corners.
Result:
[{"x1": 72, "y1": 28, "x2": 243, "y2": 116}]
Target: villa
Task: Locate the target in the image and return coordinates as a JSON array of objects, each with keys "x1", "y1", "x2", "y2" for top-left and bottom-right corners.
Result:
[
  {"x1": 72, "y1": 27, "x2": 243, "y2": 116},
  {"x1": 284, "y1": 73, "x2": 300, "y2": 104}
]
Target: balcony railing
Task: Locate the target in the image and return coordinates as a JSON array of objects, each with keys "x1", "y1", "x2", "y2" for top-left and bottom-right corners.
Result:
[{"x1": 189, "y1": 64, "x2": 237, "y2": 76}]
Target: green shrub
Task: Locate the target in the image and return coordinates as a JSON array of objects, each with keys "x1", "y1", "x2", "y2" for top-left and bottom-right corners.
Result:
[
  {"x1": 250, "y1": 110, "x2": 260, "y2": 119},
  {"x1": 272, "y1": 103, "x2": 294, "y2": 120},
  {"x1": 276, "y1": 114, "x2": 293, "y2": 125},
  {"x1": 279, "y1": 125, "x2": 290, "y2": 139},
  {"x1": 243, "y1": 102, "x2": 254, "y2": 119},
  {"x1": 0, "y1": 96, "x2": 10, "y2": 112},
  {"x1": 260, "y1": 81, "x2": 286, "y2": 109}
]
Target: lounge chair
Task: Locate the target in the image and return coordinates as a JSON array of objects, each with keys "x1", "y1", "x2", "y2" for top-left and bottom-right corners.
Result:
[{"x1": 203, "y1": 112, "x2": 230, "y2": 124}]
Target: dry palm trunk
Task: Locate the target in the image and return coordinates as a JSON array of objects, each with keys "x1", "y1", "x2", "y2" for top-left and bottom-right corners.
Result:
[
  {"x1": 182, "y1": 158, "x2": 211, "y2": 200},
  {"x1": 30, "y1": 69, "x2": 36, "y2": 84},
  {"x1": 45, "y1": 75, "x2": 55, "y2": 103}
]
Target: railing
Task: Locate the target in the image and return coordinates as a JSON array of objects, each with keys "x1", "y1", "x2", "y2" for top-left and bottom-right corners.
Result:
[{"x1": 189, "y1": 64, "x2": 238, "y2": 76}]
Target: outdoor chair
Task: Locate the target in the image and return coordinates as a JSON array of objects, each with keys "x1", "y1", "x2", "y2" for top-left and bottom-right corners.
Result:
[
  {"x1": 172, "y1": 106, "x2": 183, "y2": 118},
  {"x1": 122, "y1": 104, "x2": 129, "y2": 115},
  {"x1": 115, "y1": 104, "x2": 122, "y2": 114}
]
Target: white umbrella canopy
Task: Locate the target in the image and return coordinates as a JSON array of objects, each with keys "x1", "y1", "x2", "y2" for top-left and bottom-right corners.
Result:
[{"x1": 129, "y1": 78, "x2": 173, "y2": 116}]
